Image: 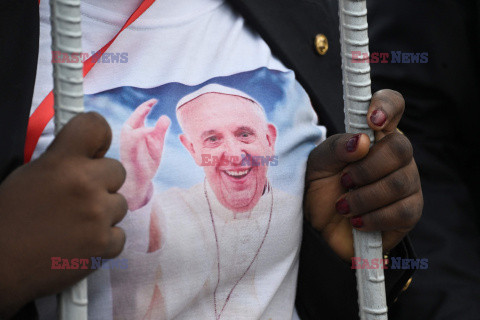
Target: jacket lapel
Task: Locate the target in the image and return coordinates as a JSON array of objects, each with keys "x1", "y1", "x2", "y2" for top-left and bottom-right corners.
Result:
[{"x1": 227, "y1": 0, "x2": 346, "y2": 134}]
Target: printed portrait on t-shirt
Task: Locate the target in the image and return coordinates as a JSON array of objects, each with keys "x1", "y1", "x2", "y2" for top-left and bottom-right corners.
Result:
[
  {"x1": 81, "y1": 68, "x2": 324, "y2": 320},
  {"x1": 31, "y1": 1, "x2": 326, "y2": 318}
]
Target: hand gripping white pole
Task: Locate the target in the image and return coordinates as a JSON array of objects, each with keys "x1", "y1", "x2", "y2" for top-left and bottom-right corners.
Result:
[
  {"x1": 49, "y1": 0, "x2": 88, "y2": 319},
  {"x1": 338, "y1": 0, "x2": 388, "y2": 319}
]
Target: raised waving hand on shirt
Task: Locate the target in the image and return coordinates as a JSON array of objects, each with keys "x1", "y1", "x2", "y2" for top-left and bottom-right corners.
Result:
[{"x1": 120, "y1": 99, "x2": 171, "y2": 210}]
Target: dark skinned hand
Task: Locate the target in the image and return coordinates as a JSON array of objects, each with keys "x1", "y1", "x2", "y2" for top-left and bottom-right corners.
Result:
[
  {"x1": 0, "y1": 113, "x2": 128, "y2": 318},
  {"x1": 305, "y1": 90, "x2": 423, "y2": 261}
]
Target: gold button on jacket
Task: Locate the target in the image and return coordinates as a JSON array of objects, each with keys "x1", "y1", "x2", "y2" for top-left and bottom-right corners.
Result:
[{"x1": 315, "y1": 34, "x2": 328, "y2": 55}]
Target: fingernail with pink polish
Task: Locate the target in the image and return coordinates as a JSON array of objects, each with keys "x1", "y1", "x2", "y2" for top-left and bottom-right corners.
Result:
[
  {"x1": 335, "y1": 198, "x2": 350, "y2": 215},
  {"x1": 346, "y1": 134, "x2": 360, "y2": 152},
  {"x1": 350, "y1": 215, "x2": 364, "y2": 228},
  {"x1": 370, "y1": 110, "x2": 387, "y2": 126}
]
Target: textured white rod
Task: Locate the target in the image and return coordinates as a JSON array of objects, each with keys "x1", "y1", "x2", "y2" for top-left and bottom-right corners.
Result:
[
  {"x1": 50, "y1": 0, "x2": 84, "y2": 134},
  {"x1": 49, "y1": 0, "x2": 88, "y2": 319},
  {"x1": 58, "y1": 282, "x2": 88, "y2": 320},
  {"x1": 338, "y1": 0, "x2": 388, "y2": 319}
]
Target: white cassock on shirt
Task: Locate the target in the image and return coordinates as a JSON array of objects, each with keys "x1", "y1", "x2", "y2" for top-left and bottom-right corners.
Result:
[{"x1": 108, "y1": 180, "x2": 302, "y2": 320}]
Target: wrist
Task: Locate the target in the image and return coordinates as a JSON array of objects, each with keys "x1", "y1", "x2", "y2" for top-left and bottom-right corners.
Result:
[{"x1": 123, "y1": 182, "x2": 153, "y2": 211}]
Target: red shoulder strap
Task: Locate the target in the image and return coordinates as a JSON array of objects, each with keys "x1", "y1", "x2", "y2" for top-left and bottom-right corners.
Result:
[{"x1": 25, "y1": 0, "x2": 155, "y2": 163}]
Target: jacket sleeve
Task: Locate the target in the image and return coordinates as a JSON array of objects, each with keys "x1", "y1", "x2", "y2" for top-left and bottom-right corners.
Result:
[
  {"x1": 295, "y1": 220, "x2": 415, "y2": 320},
  {"x1": 0, "y1": 0, "x2": 39, "y2": 180},
  {"x1": 0, "y1": 0, "x2": 39, "y2": 319}
]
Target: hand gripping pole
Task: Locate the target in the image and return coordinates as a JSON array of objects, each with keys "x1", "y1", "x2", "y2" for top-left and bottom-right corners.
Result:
[{"x1": 338, "y1": 0, "x2": 388, "y2": 319}]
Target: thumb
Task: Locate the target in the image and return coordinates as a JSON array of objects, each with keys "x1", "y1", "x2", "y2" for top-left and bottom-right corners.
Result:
[
  {"x1": 47, "y1": 112, "x2": 112, "y2": 159},
  {"x1": 306, "y1": 133, "x2": 370, "y2": 181}
]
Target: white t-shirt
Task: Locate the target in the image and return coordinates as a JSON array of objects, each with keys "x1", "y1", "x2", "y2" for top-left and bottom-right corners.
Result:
[{"x1": 33, "y1": 0, "x2": 326, "y2": 319}]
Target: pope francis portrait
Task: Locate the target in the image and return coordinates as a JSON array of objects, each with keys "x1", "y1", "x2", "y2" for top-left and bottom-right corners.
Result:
[{"x1": 109, "y1": 84, "x2": 302, "y2": 320}]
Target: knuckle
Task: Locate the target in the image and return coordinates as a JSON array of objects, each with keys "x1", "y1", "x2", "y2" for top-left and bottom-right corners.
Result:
[
  {"x1": 389, "y1": 90, "x2": 406, "y2": 113},
  {"x1": 411, "y1": 163, "x2": 422, "y2": 189},
  {"x1": 397, "y1": 200, "x2": 416, "y2": 226},
  {"x1": 387, "y1": 134, "x2": 413, "y2": 164},
  {"x1": 86, "y1": 112, "x2": 112, "y2": 148},
  {"x1": 93, "y1": 232, "x2": 111, "y2": 254},
  {"x1": 120, "y1": 195, "x2": 128, "y2": 213},
  {"x1": 83, "y1": 226, "x2": 109, "y2": 257},
  {"x1": 100, "y1": 158, "x2": 126, "y2": 187},
  {"x1": 113, "y1": 159, "x2": 127, "y2": 182},
  {"x1": 373, "y1": 89, "x2": 405, "y2": 112},
  {"x1": 70, "y1": 166, "x2": 96, "y2": 196},
  {"x1": 387, "y1": 169, "x2": 410, "y2": 195},
  {"x1": 115, "y1": 195, "x2": 129, "y2": 220},
  {"x1": 411, "y1": 192, "x2": 424, "y2": 222},
  {"x1": 86, "y1": 201, "x2": 107, "y2": 222},
  {"x1": 407, "y1": 162, "x2": 421, "y2": 192},
  {"x1": 84, "y1": 112, "x2": 110, "y2": 130},
  {"x1": 417, "y1": 196, "x2": 424, "y2": 220}
]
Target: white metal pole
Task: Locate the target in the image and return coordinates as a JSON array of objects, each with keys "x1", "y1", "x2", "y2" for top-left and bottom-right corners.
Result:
[
  {"x1": 338, "y1": 0, "x2": 388, "y2": 319},
  {"x1": 49, "y1": 0, "x2": 88, "y2": 318}
]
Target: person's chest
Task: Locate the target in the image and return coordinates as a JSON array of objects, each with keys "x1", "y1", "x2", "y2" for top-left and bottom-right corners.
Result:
[{"x1": 33, "y1": 1, "x2": 325, "y2": 319}]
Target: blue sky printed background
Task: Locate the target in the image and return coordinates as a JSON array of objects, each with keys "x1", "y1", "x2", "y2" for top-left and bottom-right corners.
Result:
[{"x1": 84, "y1": 67, "x2": 324, "y2": 195}]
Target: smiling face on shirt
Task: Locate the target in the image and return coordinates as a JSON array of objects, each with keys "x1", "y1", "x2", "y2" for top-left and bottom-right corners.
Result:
[{"x1": 178, "y1": 92, "x2": 277, "y2": 213}]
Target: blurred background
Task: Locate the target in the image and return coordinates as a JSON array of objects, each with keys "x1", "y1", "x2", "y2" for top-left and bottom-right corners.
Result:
[{"x1": 366, "y1": 1, "x2": 480, "y2": 319}]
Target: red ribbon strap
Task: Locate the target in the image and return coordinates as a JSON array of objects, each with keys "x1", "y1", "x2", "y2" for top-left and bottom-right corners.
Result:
[{"x1": 25, "y1": 0, "x2": 155, "y2": 162}]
